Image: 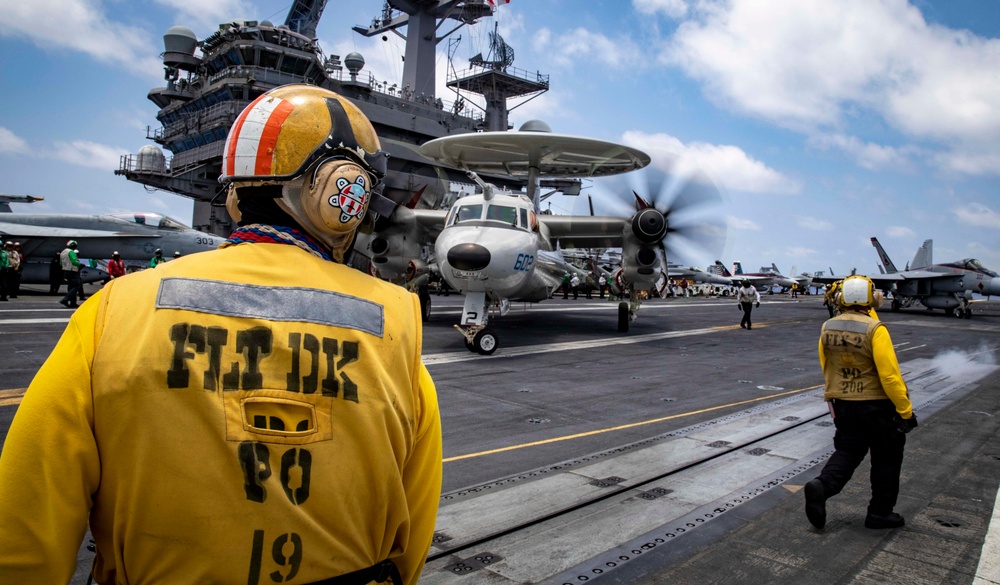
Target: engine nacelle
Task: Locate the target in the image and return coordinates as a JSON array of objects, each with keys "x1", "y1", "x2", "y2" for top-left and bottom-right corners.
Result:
[
  {"x1": 619, "y1": 221, "x2": 664, "y2": 291},
  {"x1": 630, "y1": 208, "x2": 667, "y2": 244}
]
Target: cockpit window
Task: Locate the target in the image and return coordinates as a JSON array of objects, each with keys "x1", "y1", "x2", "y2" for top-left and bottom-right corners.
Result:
[
  {"x1": 110, "y1": 212, "x2": 186, "y2": 230},
  {"x1": 485, "y1": 205, "x2": 517, "y2": 226},
  {"x1": 454, "y1": 204, "x2": 483, "y2": 224},
  {"x1": 966, "y1": 258, "x2": 998, "y2": 277}
]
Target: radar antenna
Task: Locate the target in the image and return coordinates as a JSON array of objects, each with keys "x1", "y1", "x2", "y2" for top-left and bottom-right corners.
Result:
[{"x1": 471, "y1": 23, "x2": 514, "y2": 71}]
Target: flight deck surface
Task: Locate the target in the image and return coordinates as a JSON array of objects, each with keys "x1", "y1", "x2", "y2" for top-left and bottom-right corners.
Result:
[{"x1": 1, "y1": 286, "x2": 998, "y2": 584}]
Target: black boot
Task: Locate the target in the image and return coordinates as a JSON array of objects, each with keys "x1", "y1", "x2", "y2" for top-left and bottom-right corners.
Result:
[{"x1": 804, "y1": 479, "x2": 827, "y2": 529}]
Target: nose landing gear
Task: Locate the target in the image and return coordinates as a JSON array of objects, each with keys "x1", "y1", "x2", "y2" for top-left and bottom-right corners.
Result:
[{"x1": 456, "y1": 324, "x2": 499, "y2": 355}]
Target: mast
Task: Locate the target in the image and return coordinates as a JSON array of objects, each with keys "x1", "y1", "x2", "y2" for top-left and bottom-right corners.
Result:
[{"x1": 285, "y1": 0, "x2": 329, "y2": 39}]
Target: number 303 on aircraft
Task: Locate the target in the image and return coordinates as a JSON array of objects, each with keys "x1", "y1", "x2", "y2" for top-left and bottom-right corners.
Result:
[{"x1": 514, "y1": 253, "x2": 534, "y2": 271}]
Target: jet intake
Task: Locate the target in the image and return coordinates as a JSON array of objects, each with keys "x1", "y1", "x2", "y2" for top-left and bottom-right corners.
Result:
[
  {"x1": 631, "y1": 209, "x2": 666, "y2": 244},
  {"x1": 448, "y1": 243, "x2": 491, "y2": 271}
]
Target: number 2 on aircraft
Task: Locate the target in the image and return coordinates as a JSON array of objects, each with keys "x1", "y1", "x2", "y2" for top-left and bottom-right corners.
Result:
[{"x1": 514, "y1": 253, "x2": 534, "y2": 271}]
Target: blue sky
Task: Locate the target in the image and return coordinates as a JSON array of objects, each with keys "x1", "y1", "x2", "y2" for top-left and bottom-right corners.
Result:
[{"x1": 1, "y1": 0, "x2": 998, "y2": 279}]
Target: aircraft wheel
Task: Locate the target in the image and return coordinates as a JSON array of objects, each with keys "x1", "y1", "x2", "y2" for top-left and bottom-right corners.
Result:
[
  {"x1": 473, "y1": 329, "x2": 498, "y2": 355},
  {"x1": 464, "y1": 338, "x2": 476, "y2": 353},
  {"x1": 891, "y1": 299, "x2": 901, "y2": 312},
  {"x1": 964, "y1": 308, "x2": 973, "y2": 319},
  {"x1": 617, "y1": 302, "x2": 630, "y2": 333},
  {"x1": 419, "y1": 290, "x2": 431, "y2": 322}
]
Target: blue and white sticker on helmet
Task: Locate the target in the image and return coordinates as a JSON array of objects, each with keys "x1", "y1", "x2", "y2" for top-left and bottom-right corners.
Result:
[{"x1": 330, "y1": 175, "x2": 369, "y2": 224}]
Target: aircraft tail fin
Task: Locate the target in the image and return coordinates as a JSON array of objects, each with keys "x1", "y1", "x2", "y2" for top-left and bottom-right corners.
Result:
[
  {"x1": 0, "y1": 194, "x2": 44, "y2": 213},
  {"x1": 771, "y1": 263, "x2": 782, "y2": 275},
  {"x1": 733, "y1": 261, "x2": 744, "y2": 275},
  {"x1": 870, "y1": 237, "x2": 898, "y2": 273},
  {"x1": 911, "y1": 239, "x2": 932, "y2": 269},
  {"x1": 709, "y1": 260, "x2": 732, "y2": 277}
]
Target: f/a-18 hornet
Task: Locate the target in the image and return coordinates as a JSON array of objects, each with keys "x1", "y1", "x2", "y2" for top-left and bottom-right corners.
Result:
[
  {"x1": 866, "y1": 237, "x2": 1000, "y2": 318},
  {"x1": 355, "y1": 121, "x2": 724, "y2": 354},
  {"x1": 0, "y1": 194, "x2": 219, "y2": 283}
]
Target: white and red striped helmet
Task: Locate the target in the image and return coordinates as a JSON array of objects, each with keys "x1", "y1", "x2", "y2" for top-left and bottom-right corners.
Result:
[{"x1": 221, "y1": 84, "x2": 387, "y2": 187}]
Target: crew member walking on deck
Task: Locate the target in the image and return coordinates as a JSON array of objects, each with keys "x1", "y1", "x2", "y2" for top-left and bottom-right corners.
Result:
[
  {"x1": 58, "y1": 240, "x2": 82, "y2": 308},
  {"x1": 804, "y1": 275, "x2": 917, "y2": 530},
  {"x1": 0, "y1": 85, "x2": 442, "y2": 584},
  {"x1": 736, "y1": 279, "x2": 760, "y2": 329}
]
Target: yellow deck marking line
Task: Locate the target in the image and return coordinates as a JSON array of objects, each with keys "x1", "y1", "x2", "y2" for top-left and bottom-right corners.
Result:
[
  {"x1": 443, "y1": 384, "x2": 824, "y2": 463},
  {"x1": 0, "y1": 388, "x2": 28, "y2": 407}
]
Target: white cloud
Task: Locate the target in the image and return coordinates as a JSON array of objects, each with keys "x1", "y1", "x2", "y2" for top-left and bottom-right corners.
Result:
[
  {"x1": 931, "y1": 151, "x2": 1000, "y2": 176},
  {"x1": 954, "y1": 203, "x2": 1000, "y2": 229},
  {"x1": 0, "y1": 0, "x2": 162, "y2": 79},
  {"x1": 154, "y1": 0, "x2": 252, "y2": 30},
  {"x1": 633, "y1": 0, "x2": 689, "y2": 19},
  {"x1": 621, "y1": 131, "x2": 800, "y2": 194},
  {"x1": 726, "y1": 215, "x2": 761, "y2": 231},
  {"x1": 808, "y1": 133, "x2": 916, "y2": 170},
  {"x1": 50, "y1": 140, "x2": 128, "y2": 171},
  {"x1": 0, "y1": 127, "x2": 30, "y2": 154},
  {"x1": 796, "y1": 216, "x2": 833, "y2": 230},
  {"x1": 532, "y1": 26, "x2": 643, "y2": 70},
  {"x1": 787, "y1": 246, "x2": 819, "y2": 258},
  {"x1": 656, "y1": 0, "x2": 1000, "y2": 171},
  {"x1": 886, "y1": 226, "x2": 915, "y2": 238}
]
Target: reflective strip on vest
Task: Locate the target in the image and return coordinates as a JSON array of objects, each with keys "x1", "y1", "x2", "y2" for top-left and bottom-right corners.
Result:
[
  {"x1": 823, "y1": 320, "x2": 870, "y2": 334},
  {"x1": 156, "y1": 277, "x2": 384, "y2": 337}
]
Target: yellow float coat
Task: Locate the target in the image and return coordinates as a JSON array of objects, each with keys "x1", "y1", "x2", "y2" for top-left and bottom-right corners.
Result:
[{"x1": 0, "y1": 243, "x2": 442, "y2": 584}]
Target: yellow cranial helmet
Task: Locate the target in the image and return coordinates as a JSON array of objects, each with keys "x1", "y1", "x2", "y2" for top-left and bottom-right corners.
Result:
[
  {"x1": 221, "y1": 85, "x2": 394, "y2": 261},
  {"x1": 839, "y1": 275, "x2": 883, "y2": 309}
]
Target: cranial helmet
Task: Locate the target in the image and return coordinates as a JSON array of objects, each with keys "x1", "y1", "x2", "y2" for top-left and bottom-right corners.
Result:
[
  {"x1": 112, "y1": 251, "x2": 120, "y2": 257},
  {"x1": 742, "y1": 279, "x2": 751, "y2": 287},
  {"x1": 155, "y1": 249, "x2": 162, "y2": 255},
  {"x1": 220, "y1": 84, "x2": 392, "y2": 262},
  {"x1": 67, "y1": 240, "x2": 78, "y2": 248},
  {"x1": 839, "y1": 275, "x2": 883, "y2": 309}
]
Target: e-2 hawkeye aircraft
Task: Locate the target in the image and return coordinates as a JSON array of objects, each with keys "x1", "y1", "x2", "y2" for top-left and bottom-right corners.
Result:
[
  {"x1": 0, "y1": 194, "x2": 220, "y2": 284},
  {"x1": 354, "y1": 121, "x2": 724, "y2": 354}
]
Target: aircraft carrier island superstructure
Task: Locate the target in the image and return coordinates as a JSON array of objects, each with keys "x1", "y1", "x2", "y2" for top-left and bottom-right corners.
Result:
[{"x1": 117, "y1": 0, "x2": 550, "y2": 236}]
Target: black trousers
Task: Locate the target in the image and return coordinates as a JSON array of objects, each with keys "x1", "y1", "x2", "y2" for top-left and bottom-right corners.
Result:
[
  {"x1": 816, "y1": 399, "x2": 906, "y2": 515},
  {"x1": 61, "y1": 270, "x2": 82, "y2": 305},
  {"x1": 740, "y1": 301, "x2": 753, "y2": 328}
]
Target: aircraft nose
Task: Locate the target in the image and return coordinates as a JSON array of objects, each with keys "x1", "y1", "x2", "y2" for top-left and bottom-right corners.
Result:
[
  {"x1": 447, "y1": 243, "x2": 491, "y2": 271},
  {"x1": 985, "y1": 278, "x2": 1000, "y2": 297}
]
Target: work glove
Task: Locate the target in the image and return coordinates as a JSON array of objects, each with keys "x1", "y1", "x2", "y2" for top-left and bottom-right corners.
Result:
[
  {"x1": 895, "y1": 414, "x2": 918, "y2": 434},
  {"x1": 755, "y1": 302, "x2": 760, "y2": 308}
]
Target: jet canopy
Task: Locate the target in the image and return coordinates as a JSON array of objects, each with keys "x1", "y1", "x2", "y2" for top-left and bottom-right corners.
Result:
[
  {"x1": 109, "y1": 213, "x2": 188, "y2": 231},
  {"x1": 961, "y1": 258, "x2": 998, "y2": 277}
]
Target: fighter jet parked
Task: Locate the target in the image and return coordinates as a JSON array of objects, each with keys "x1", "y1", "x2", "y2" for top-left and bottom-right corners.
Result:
[
  {"x1": 707, "y1": 260, "x2": 797, "y2": 292},
  {"x1": 864, "y1": 237, "x2": 1000, "y2": 317},
  {"x1": 0, "y1": 194, "x2": 220, "y2": 284}
]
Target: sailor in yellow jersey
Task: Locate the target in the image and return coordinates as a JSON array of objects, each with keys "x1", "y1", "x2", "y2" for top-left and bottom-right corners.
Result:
[
  {"x1": 804, "y1": 275, "x2": 917, "y2": 531},
  {"x1": 0, "y1": 85, "x2": 442, "y2": 584}
]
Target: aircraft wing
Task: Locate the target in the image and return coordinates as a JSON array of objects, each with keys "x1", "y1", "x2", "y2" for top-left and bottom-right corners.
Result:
[
  {"x1": 0, "y1": 221, "x2": 152, "y2": 240},
  {"x1": 538, "y1": 215, "x2": 628, "y2": 249},
  {"x1": 412, "y1": 209, "x2": 448, "y2": 242}
]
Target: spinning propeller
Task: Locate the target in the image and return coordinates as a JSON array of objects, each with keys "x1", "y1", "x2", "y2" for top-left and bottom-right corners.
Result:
[{"x1": 588, "y1": 162, "x2": 727, "y2": 264}]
